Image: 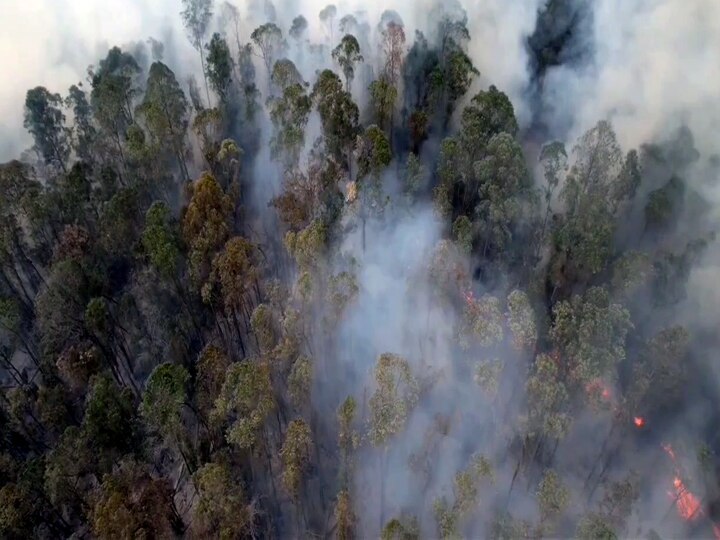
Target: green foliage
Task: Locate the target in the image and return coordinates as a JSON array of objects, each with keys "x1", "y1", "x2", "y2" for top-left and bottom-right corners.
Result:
[
  {"x1": 136, "y1": 62, "x2": 189, "y2": 178},
  {"x1": 284, "y1": 219, "x2": 327, "y2": 270},
  {"x1": 475, "y1": 358, "x2": 504, "y2": 397},
  {"x1": 526, "y1": 353, "x2": 571, "y2": 439},
  {"x1": 206, "y1": 33, "x2": 235, "y2": 101},
  {"x1": 356, "y1": 125, "x2": 392, "y2": 179},
  {"x1": 506, "y1": 290, "x2": 536, "y2": 350},
  {"x1": 288, "y1": 355, "x2": 312, "y2": 408},
  {"x1": 141, "y1": 363, "x2": 189, "y2": 439},
  {"x1": 271, "y1": 59, "x2": 303, "y2": 91},
  {"x1": 312, "y1": 69, "x2": 360, "y2": 165},
  {"x1": 611, "y1": 251, "x2": 653, "y2": 297},
  {"x1": 433, "y1": 497, "x2": 460, "y2": 540},
  {"x1": 462, "y1": 86, "x2": 518, "y2": 143},
  {"x1": 142, "y1": 201, "x2": 180, "y2": 277},
  {"x1": 212, "y1": 361, "x2": 275, "y2": 448},
  {"x1": 280, "y1": 419, "x2": 313, "y2": 499},
  {"x1": 270, "y1": 73, "x2": 312, "y2": 166},
  {"x1": 193, "y1": 461, "x2": 253, "y2": 538},
  {"x1": 630, "y1": 326, "x2": 690, "y2": 408},
  {"x1": 333, "y1": 34, "x2": 364, "y2": 90},
  {"x1": 550, "y1": 287, "x2": 632, "y2": 385},
  {"x1": 576, "y1": 513, "x2": 618, "y2": 540},
  {"x1": 196, "y1": 345, "x2": 231, "y2": 417},
  {"x1": 44, "y1": 426, "x2": 94, "y2": 510},
  {"x1": 459, "y1": 294, "x2": 504, "y2": 349},
  {"x1": 251, "y1": 23, "x2": 284, "y2": 76},
  {"x1": 452, "y1": 216, "x2": 473, "y2": 253},
  {"x1": 90, "y1": 47, "x2": 140, "y2": 140},
  {"x1": 182, "y1": 172, "x2": 234, "y2": 285},
  {"x1": 553, "y1": 121, "x2": 632, "y2": 280},
  {"x1": 251, "y1": 304, "x2": 277, "y2": 355},
  {"x1": 2, "y1": 9, "x2": 717, "y2": 539},
  {"x1": 382, "y1": 515, "x2": 420, "y2": 540},
  {"x1": 369, "y1": 77, "x2": 398, "y2": 131},
  {"x1": 335, "y1": 489, "x2": 356, "y2": 540},
  {"x1": 645, "y1": 176, "x2": 685, "y2": 232},
  {"x1": 181, "y1": 0, "x2": 212, "y2": 49},
  {"x1": 92, "y1": 460, "x2": 175, "y2": 539},
  {"x1": 433, "y1": 454, "x2": 494, "y2": 538},
  {"x1": 369, "y1": 353, "x2": 419, "y2": 446},
  {"x1": 537, "y1": 469, "x2": 569, "y2": 525},
  {"x1": 290, "y1": 15, "x2": 308, "y2": 39},
  {"x1": 0, "y1": 480, "x2": 42, "y2": 538},
  {"x1": 83, "y1": 375, "x2": 137, "y2": 457},
  {"x1": 404, "y1": 153, "x2": 426, "y2": 200},
  {"x1": 24, "y1": 87, "x2": 70, "y2": 172},
  {"x1": 474, "y1": 133, "x2": 534, "y2": 254},
  {"x1": 67, "y1": 84, "x2": 97, "y2": 162},
  {"x1": 207, "y1": 236, "x2": 260, "y2": 311}
]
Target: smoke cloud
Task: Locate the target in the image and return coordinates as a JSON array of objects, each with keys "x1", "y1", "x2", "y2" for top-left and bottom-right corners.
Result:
[{"x1": 2, "y1": 0, "x2": 720, "y2": 537}]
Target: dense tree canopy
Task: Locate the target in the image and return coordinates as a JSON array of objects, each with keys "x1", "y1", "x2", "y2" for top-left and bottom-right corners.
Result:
[{"x1": 0, "y1": 2, "x2": 717, "y2": 539}]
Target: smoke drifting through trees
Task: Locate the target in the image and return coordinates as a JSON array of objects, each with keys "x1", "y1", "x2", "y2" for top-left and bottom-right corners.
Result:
[{"x1": 1, "y1": 0, "x2": 720, "y2": 539}]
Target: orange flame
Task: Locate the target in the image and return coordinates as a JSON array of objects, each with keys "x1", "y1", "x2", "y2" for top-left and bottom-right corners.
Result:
[
  {"x1": 670, "y1": 476, "x2": 702, "y2": 520},
  {"x1": 633, "y1": 416, "x2": 645, "y2": 428},
  {"x1": 662, "y1": 443, "x2": 703, "y2": 522},
  {"x1": 662, "y1": 443, "x2": 677, "y2": 461}
]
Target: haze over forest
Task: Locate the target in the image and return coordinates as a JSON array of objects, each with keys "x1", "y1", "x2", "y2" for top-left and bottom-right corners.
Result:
[{"x1": 1, "y1": 0, "x2": 720, "y2": 538}]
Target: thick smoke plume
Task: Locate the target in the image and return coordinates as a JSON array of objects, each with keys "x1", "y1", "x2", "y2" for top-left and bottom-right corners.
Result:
[{"x1": 1, "y1": 0, "x2": 720, "y2": 539}]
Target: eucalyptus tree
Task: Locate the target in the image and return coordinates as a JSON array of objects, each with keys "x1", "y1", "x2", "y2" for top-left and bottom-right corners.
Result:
[
  {"x1": 136, "y1": 62, "x2": 190, "y2": 180},
  {"x1": 180, "y1": 0, "x2": 213, "y2": 105},
  {"x1": 24, "y1": 87, "x2": 70, "y2": 174},
  {"x1": 332, "y1": 35, "x2": 363, "y2": 92}
]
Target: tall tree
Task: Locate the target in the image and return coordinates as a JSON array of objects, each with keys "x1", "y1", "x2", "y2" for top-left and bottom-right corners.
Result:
[
  {"x1": 92, "y1": 460, "x2": 179, "y2": 538},
  {"x1": 206, "y1": 32, "x2": 235, "y2": 103},
  {"x1": 312, "y1": 70, "x2": 360, "y2": 171},
  {"x1": 192, "y1": 461, "x2": 255, "y2": 537},
  {"x1": 280, "y1": 419, "x2": 312, "y2": 500},
  {"x1": 181, "y1": 172, "x2": 234, "y2": 286},
  {"x1": 251, "y1": 23, "x2": 284, "y2": 85},
  {"x1": 332, "y1": 35, "x2": 363, "y2": 93},
  {"x1": 289, "y1": 15, "x2": 308, "y2": 41},
  {"x1": 180, "y1": 0, "x2": 213, "y2": 106},
  {"x1": 136, "y1": 62, "x2": 190, "y2": 180},
  {"x1": 319, "y1": 4, "x2": 338, "y2": 44},
  {"x1": 66, "y1": 84, "x2": 97, "y2": 163},
  {"x1": 90, "y1": 47, "x2": 141, "y2": 169},
  {"x1": 269, "y1": 70, "x2": 311, "y2": 168},
  {"x1": 140, "y1": 363, "x2": 192, "y2": 470},
  {"x1": 550, "y1": 287, "x2": 632, "y2": 387},
  {"x1": 24, "y1": 87, "x2": 70, "y2": 174},
  {"x1": 211, "y1": 360, "x2": 275, "y2": 449}
]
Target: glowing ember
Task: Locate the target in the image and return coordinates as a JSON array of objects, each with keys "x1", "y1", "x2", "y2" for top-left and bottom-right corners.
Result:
[
  {"x1": 585, "y1": 379, "x2": 613, "y2": 402},
  {"x1": 462, "y1": 290, "x2": 475, "y2": 305},
  {"x1": 633, "y1": 416, "x2": 645, "y2": 428}
]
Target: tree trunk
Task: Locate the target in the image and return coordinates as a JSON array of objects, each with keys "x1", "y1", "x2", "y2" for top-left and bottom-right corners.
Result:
[{"x1": 199, "y1": 45, "x2": 211, "y2": 108}]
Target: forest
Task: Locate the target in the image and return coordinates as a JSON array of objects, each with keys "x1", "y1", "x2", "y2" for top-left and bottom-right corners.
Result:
[{"x1": 1, "y1": 0, "x2": 720, "y2": 538}]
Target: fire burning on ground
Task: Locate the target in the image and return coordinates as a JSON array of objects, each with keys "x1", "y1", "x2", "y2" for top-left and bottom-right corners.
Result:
[
  {"x1": 670, "y1": 475, "x2": 702, "y2": 521},
  {"x1": 661, "y1": 443, "x2": 708, "y2": 527},
  {"x1": 634, "y1": 416, "x2": 645, "y2": 428}
]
